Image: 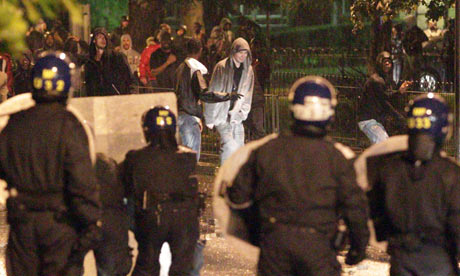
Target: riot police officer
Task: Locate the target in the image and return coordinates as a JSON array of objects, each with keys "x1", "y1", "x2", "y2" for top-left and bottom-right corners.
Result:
[
  {"x1": 0, "y1": 52, "x2": 102, "y2": 275},
  {"x1": 119, "y1": 106, "x2": 199, "y2": 275},
  {"x1": 218, "y1": 76, "x2": 370, "y2": 275},
  {"x1": 362, "y1": 94, "x2": 460, "y2": 276}
]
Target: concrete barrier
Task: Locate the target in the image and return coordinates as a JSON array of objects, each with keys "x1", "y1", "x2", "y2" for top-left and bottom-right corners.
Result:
[{"x1": 69, "y1": 93, "x2": 177, "y2": 162}]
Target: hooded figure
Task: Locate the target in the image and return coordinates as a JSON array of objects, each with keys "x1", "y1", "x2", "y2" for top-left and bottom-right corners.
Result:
[
  {"x1": 220, "y1": 17, "x2": 234, "y2": 44},
  {"x1": 204, "y1": 37, "x2": 254, "y2": 164},
  {"x1": 120, "y1": 34, "x2": 140, "y2": 75},
  {"x1": 13, "y1": 51, "x2": 34, "y2": 95},
  {"x1": 85, "y1": 28, "x2": 133, "y2": 96},
  {"x1": 357, "y1": 51, "x2": 411, "y2": 144}
]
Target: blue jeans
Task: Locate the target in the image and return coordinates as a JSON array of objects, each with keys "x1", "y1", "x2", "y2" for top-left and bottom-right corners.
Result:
[
  {"x1": 178, "y1": 113, "x2": 201, "y2": 161},
  {"x1": 216, "y1": 122, "x2": 245, "y2": 165},
  {"x1": 189, "y1": 240, "x2": 205, "y2": 276},
  {"x1": 358, "y1": 119, "x2": 389, "y2": 144}
]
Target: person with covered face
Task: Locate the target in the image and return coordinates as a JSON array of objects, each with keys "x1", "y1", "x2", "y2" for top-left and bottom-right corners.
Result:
[
  {"x1": 356, "y1": 94, "x2": 460, "y2": 276},
  {"x1": 149, "y1": 31, "x2": 177, "y2": 89},
  {"x1": 203, "y1": 37, "x2": 254, "y2": 164},
  {"x1": 85, "y1": 28, "x2": 133, "y2": 96},
  {"x1": 358, "y1": 51, "x2": 412, "y2": 144}
]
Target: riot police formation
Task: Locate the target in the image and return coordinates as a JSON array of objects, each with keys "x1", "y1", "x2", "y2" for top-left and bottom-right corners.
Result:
[
  {"x1": 119, "y1": 107, "x2": 200, "y2": 275},
  {"x1": 0, "y1": 52, "x2": 102, "y2": 275},
  {"x1": 217, "y1": 76, "x2": 370, "y2": 275},
  {"x1": 358, "y1": 94, "x2": 460, "y2": 276}
]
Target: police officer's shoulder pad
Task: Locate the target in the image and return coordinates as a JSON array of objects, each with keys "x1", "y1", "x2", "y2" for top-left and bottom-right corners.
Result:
[{"x1": 334, "y1": 142, "x2": 356, "y2": 160}]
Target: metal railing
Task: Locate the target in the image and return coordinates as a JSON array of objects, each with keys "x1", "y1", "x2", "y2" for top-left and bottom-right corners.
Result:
[{"x1": 201, "y1": 47, "x2": 456, "y2": 156}]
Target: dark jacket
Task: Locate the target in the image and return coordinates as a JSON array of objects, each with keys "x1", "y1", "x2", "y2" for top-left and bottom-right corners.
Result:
[
  {"x1": 85, "y1": 28, "x2": 133, "y2": 96},
  {"x1": 366, "y1": 149, "x2": 460, "y2": 254},
  {"x1": 119, "y1": 145, "x2": 198, "y2": 210},
  {"x1": 96, "y1": 153, "x2": 125, "y2": 210},
  {"x1": 175, "y1": 59, "x2": 232, "y2": 119},
  {"x1": 13, "y1": 68, "x2": 32, "y2": 95},
  {"x1": 0, "y1": 102, "x2": 101, "y2": 226},
  {"x1": 226, "y1": 132, "x2": 369, "y2": 253},
  {"x1": 358, "y1": 73, "x2": 405, "y2": 126}
]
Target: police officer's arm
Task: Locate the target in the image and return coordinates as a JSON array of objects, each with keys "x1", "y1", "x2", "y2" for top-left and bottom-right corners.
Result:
[
  {"x1": 64, "y1": 115, "x2": 101, "y2": 226},
  {"x1": 225, "y1": 151, "x2": 257, "y2": 209},
  {"x1": 365, "y1": 156, "x2": 390, "y2": 241},
  {"x1": 336, "y1": 157, "x2": 370, "y2": 262},
  {"x1": 118, "y1": 151, "x2": 135, "y2": 201},
  {"x1": 192, "y1": 70, "x2": 241, "y2": 103}
]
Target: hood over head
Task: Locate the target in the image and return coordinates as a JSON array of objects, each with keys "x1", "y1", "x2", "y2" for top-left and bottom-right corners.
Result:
[
  {"x1": 230, "y1": 37, "x2": 252, "y2": 67},
  {"x1": 120, "y1": 33, "x2": 133, "y2": 51},
  {"x1": 89, "y1": 27, "x2": 110, "y2": 58},
  {"x1": 220, "y1": 18, "x2": 232, "y2": 28}
]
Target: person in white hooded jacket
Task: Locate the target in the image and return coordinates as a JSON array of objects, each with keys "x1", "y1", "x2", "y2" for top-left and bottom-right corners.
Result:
[
  {"x1": 204, "y1": 37, "x2": 254, "y2": 164},
  {"x1": 119, "y1": 34, "x2": 140, "y2": 77}
]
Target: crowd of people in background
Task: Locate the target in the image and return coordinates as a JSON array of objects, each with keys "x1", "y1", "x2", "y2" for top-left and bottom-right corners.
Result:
[{"x1": 0, "y1": 15, "x2": 270, "y2": 101}]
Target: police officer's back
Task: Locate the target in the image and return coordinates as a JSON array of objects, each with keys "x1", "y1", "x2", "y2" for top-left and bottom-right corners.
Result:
[
  {"x1": 119, "y1": 106, "x2": 199, "y2": 275},
  {"x1": 222, "y1": 76, "x2": 370, "y2": 276},
  {"x1": 0, "y1": 52, "x2": 101, "y2": 275},
  {"x1": 363, "y1": 94, "x2": 460, "y2": 276}
]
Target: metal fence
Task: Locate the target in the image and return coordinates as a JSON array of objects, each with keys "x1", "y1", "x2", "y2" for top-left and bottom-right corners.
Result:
[{"x1": 201, "y1": 47, "x2": 457, "y2": 156}]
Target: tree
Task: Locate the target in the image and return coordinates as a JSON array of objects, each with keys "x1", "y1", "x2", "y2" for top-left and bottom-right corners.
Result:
[
  {"x1": 0, "y1": 0, "x2": 81, "y2": 57},
  {"x1": 128, "y1": 0, "x2": 165, "y2": 51},
  {"x1": 350, "y1": 0, "x2": 455, "y2": 61},
  {"x1": 83, "y1": 0, "x2": 128, "y2": 31}
]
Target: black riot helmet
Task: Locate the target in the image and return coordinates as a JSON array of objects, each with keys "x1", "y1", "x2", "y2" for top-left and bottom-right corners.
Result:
[
  {"x1": 141, "y1": 106, "x2": 178, "y2": 149},
  {"x1": 31, "y1": 51, "x2": 75, "y2": 104},
  {"x1": 288, "y1": 75, "x2": 337, "y2": 136},
  {"x1": 406, "y1": 93, "x2": 451, "y2": 162}
]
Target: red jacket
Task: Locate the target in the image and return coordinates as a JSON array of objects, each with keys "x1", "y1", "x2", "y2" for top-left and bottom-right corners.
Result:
[
  {"x1": 0, "y1": 53, "x2": 13, "y2": 95},
  {"x1": 139, "y1": 44, "x2": 160, "y2": 81}
]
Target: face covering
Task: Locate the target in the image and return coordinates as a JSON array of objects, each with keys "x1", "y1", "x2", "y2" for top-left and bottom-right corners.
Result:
[{"x1": 408, "y1": 133, "x2": 437, "y2": 163}]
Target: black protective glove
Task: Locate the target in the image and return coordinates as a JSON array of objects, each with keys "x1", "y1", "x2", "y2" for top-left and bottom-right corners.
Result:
[
  {"x1": 230, "y1": 92, "x2": 244, "y2": 101},
  {"x1": 345, "y1": 248, "x2": 366, "y2": 265}
]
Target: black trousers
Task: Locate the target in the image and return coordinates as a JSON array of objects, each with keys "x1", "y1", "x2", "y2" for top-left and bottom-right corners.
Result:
[
  {"x1": 389, "y1": 243, "x2": 457, "y2": 276},
  {"x1": 93, "y1": 208, "x2": 132, "y2": 276},
  {"x1": 258, "y1": 224, "x2": 341, "y2": 276},
  {"x1": 132, "y1": 203, "x2": 199, "y2": 276},
  {"x1": 6, "y1": 212, "x2": 80, "y2": 276},
  {"x1": 244, "y1": 106, "x2": 266, "y2": 141}
]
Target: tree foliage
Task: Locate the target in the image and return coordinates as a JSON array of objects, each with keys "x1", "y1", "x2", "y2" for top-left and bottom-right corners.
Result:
[
  {"x1": 83, "y1": 0, "x2": 128, "y2": 31},
  {"x1": 1, "y1": 0, "x2": 81, "y2": 56},
  {"x1": 350, "y1": 0, "x2": 455, "y2": 33}
]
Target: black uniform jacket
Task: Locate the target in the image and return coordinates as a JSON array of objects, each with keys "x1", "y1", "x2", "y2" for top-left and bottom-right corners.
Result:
[
  {"x1": 366, "y1": 149, "x2": 460, "y2": 253},
  {"x1": 226, "y1": 133, "x2": 369, "y2": 252},
  {"x1": 175, "y1": 61, "x2": 231, "y2": 119},
  {"x1": 119, "y1": 145, "x2": 198, "y2": 209},
  {"x1": 0, "y1": 102, "x2": 101, "y2": 226}
]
